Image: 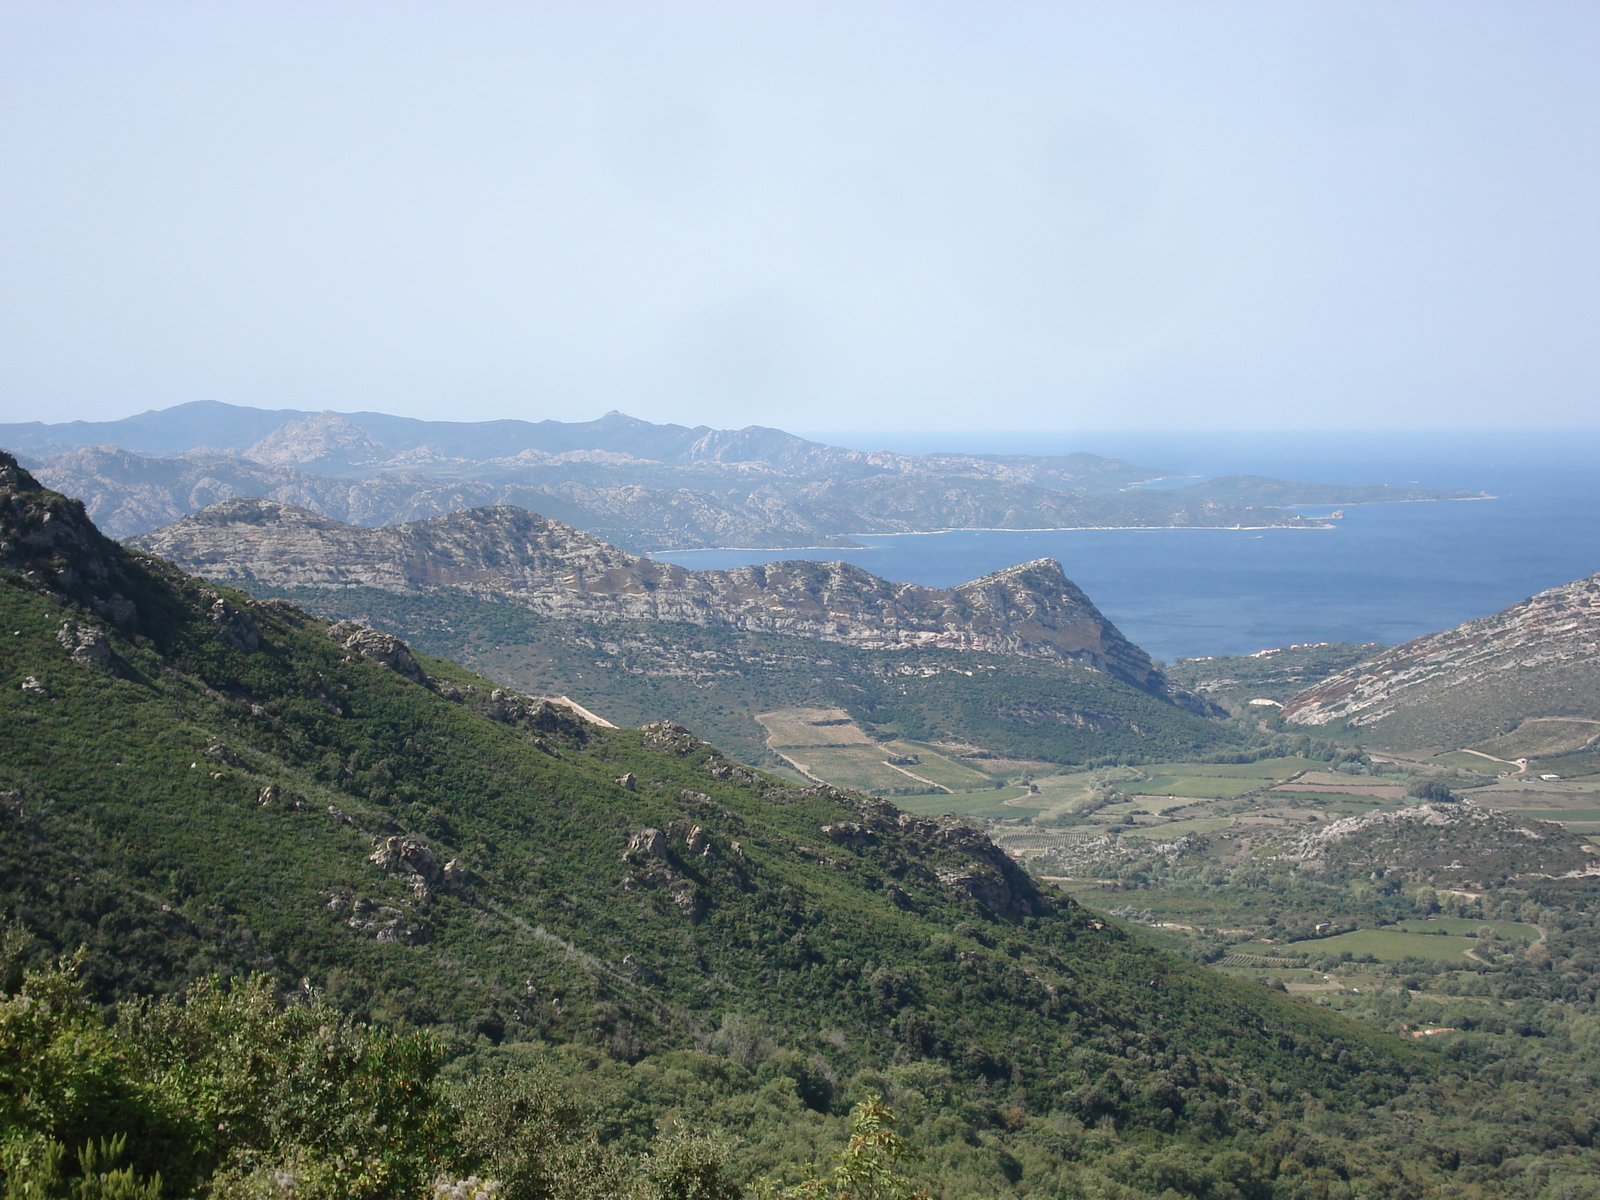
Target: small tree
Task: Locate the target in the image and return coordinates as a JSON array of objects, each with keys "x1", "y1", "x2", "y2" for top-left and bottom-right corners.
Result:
[
  {"x1": 756, "y1": 1096, "x2": 929, "y2": 1200},
  {"x1": 630, "y1": 1132, "x2": 742, "y2": 1200},
  {"x1": 1405, "y1": 778, "x2": 1457, "y2": 803}
]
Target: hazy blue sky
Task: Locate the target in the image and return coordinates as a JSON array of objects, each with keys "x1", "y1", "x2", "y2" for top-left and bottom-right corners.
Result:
[{"x1": 1, "y1": 1, "x2": 1596, "y2": 431}]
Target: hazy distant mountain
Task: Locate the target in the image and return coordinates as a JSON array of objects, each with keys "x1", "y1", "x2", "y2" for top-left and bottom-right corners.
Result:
[
  {"x1": 1280, "y1": 573, "x2": 1600, "y2": 748},
  {"x1": 0, "y1": 399, "x2": 310, "y2": 455},
  {"x1": 6, "y1": 401, "x2": 1484, "y2": 550}
]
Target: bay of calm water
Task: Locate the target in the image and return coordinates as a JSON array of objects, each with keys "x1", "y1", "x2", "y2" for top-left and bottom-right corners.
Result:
[{"x1": 651, "y1": 431, "x2": 1600, "y2": 664}]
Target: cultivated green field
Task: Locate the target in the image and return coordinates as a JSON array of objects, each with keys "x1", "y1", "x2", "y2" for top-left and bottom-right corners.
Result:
[
  {"x1": 895, "y1": 789, "x2": 1033, "y2": 818},
  {"x1": 757, "y1": 706, "x2": 996, "y2": 794},
  {"x1": 1392, "y1": 918, "x2": 1540, "y2": 940},
  {"x1": 1431, "y1": 751, "x2": 1515, "y2": 773},
  {"x1": 1285, "y1": 929, "x2": 1481, "y2": 963}
]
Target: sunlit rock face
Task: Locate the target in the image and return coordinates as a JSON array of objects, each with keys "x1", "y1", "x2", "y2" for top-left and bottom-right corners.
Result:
[
  {"x1": 1281, "y1": 574, "x2": 1600, "y2": 746},
  {"x1": 134, "y1": 497, "x2": 1209, "y2": 711}
]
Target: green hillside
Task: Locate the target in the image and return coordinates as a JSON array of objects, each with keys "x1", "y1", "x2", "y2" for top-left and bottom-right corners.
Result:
[
  {"x1": 242, "y1": 584, "x2": 1241, "y2": 770},
  {"x1": 7, "y1": 452, "x2": 1597, "y2": 1198}
]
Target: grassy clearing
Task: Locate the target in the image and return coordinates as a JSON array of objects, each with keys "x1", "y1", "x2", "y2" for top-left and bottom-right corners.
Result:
[
  {"x1": 893, "y1": 789, "x2": 1033, "y2": 819},
  {"x1": 1142, "y1": 757, "x2": 1325, "y2": 779},
  {"x1": 756, "y1": 706, "x2": 874, "y2": 747},
  {"x1": 1119, "y1": 776, "x2": 1264, "y2": 800},
  {"x1": 1293, "y1": 771, "x2": 1405, "y2": 789},
  {"x1": 1497, "y1": 807, "x2": 1600, "y2": 824},
  {"x1": 1393, "y1": 919, "x2": 1540, "y2": 940},
  {"x1": 1272, "y1": 781, "x2": 1406, "y2": 798},
  {"x1": 1269, "y1": 789, "x2": 1395, "y2": 806},
  {"x1": 775, "y1": 745, "x2": 927, "y2": 792},
  {"x1": 1475, "y1": 718, "x2": 1600, "y2": 760},
  {"x1": 1106, "y1": 795, "x2": 1201, "y2": 816},
  {"x1": 1216, "y1": 966, "x2": 1326, "y2": 983},
  {"x1": 1108, "y1": 757, "x2": 1337, "y2": 801},
  {"x1": 759, "y1": 708, "x2": 995, "y2": 794},
  {"x1": 1285, "y1": 929, "x2": 1480, "y2": 963},
  {"x1": 884, "y1": 740, "x2": 997, "y2": 789},
  {"x1": 1430, "y1": 751, "x2": 1516, "y2": 773}
]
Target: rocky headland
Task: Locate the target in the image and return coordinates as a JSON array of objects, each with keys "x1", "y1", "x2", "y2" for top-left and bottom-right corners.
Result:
[{"x1": 133, "y1": 497, "x2": 1211, "y2": 710}]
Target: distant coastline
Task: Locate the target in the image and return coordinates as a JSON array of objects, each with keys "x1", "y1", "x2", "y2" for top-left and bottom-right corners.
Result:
[{"x1": 650, "y1": 523, "x2": 1342, "y2": 558}]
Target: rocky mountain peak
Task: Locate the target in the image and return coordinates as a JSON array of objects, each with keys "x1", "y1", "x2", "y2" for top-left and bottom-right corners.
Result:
[{"x1": 245, "y1": 411, "x2": 392, "y2": 471}]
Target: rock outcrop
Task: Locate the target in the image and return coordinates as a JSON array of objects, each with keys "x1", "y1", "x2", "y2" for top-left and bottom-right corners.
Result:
[
  {"x1": 134, "y1": 499, "x2": 1204, "y2": 705},
  {"x1": 55, "y1": 620, "x2": 112, "y2": 670},
  {"x1": 245, "y1": 411, "x2": 393, "y2": 474},
  {"x1": 0, "y1": 451, "x2": 148, "y2": 630},
  {"x1": 1281, "y1": 574, "x2": 1600, "y2": 747},
  {"x1": 369, "y1": 832, "x2": 473, "y2": 902},
  {"x1": 326, "y1": 619, "x2": 427, "y2": 684},
  {"x1": 1279, "y1": 802, "x2": 1597, "y2": 887}
]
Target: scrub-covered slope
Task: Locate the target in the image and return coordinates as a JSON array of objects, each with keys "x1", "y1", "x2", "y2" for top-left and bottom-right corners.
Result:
[
  {"x1": 0, "y1": 450, "x2": 1404, "y2": 1119},
  {"x1": 1281, "y1": 573, "x2": 1600, "y2": 748},
  {"x1": 130, "y1": 496, "x2": 1238, "y2": 770}
]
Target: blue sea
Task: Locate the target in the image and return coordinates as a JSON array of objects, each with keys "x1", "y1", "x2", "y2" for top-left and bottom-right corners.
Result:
[{"x1": 652, "y1": 431, "x2": 1600, "y2": 664}]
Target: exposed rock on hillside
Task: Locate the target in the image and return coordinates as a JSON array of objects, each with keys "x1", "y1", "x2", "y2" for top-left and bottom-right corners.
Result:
[
  {"x1": 135, "y1": 498, "x2": 1209, "y2": 709},
  {"x1": 1281, "y1": 574, "x2": 1600, "y2": 747},
  {"x1": 246, "y1": 411, "x2": 393, "y2": 474},
  {"x1": 326, "y1": 619, "x2": 427, "y2": 684},
  {"x1": 0, "y1": 452, "x2": 149, "y2": 629},
  {"x1": 1280, "y1": 802, "x2": 1597, "y2": 888},
  {"x1": 56, "y1": 619, "x2": 112, "y2": 670}
]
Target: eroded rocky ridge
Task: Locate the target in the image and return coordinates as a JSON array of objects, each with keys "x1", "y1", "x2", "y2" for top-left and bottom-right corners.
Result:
[
  {"x1": 134, "y1": 497, "x2": 1204, "y2": 705},
  {"x1": 1281, "y1": 573, "x2": 1600, "y2": 747}
]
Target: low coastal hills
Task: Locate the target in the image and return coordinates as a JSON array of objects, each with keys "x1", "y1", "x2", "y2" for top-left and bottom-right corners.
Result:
[{"x1": 6, "y1": 401, "x2": 1483, "y2": 549}]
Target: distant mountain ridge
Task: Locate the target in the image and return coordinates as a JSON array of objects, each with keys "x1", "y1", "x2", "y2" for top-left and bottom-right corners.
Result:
[
  {"x1": 5, "y1": 402, "x2": 1484, "y2": 553},
  {"x1": 2, "y1": 401, "x2": 1154, "y2": 481},
  {"x1": 1281, "y1": 573, "x2": 1600, "y2": 748},
  {"x1": 134, "y1": 497, "x2": 1210, "y2": 712}
]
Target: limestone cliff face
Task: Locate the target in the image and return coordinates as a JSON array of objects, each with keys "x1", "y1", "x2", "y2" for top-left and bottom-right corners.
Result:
[
  {"x1": 1280, "y1": 574, "x2": 1600, "y2": 746},
  {"x1": 134, "y1": 498, "x2": 1206, "y2": 707}
]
